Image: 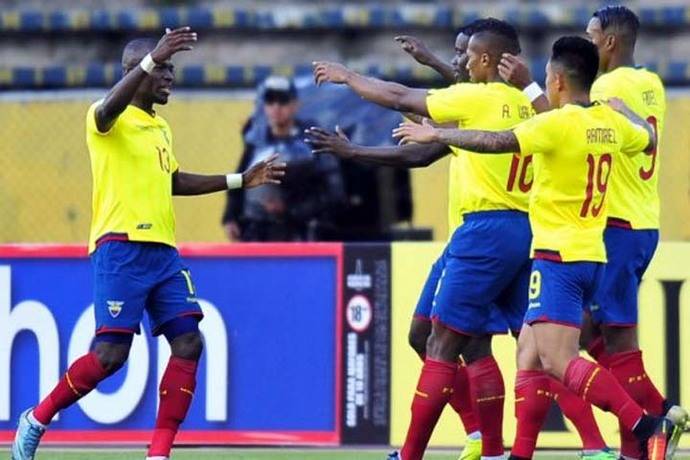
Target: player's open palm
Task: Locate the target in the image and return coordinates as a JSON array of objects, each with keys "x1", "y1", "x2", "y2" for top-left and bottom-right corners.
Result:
[
  {"x1": 304, "y1": 126, "x2": 353, "y2": 158},
  {"x1": 242, "y1": 153, "x2": 287, "y2": 188},
  {"x1": 499, "y1": 53, "x2": 532, "y2": 90},
  {"x1": 151, "y1": 27, "x2": 198, "y2": 63},
  {"x1": 313, "y1": 61, "x2": 351, "y2": 86},
  {"x1": 394, "y1": 35, "x2": 434, "y2": 66}
]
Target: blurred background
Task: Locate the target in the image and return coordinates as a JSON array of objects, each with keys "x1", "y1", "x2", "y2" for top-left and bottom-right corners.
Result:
[{"x1": 1, "y1": 0, "x2": 689, "y2": 244}]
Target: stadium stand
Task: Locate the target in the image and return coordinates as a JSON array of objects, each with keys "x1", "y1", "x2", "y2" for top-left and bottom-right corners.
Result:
[{"x1": 2, "y1": 1, "x2": 690, "y2": 88}]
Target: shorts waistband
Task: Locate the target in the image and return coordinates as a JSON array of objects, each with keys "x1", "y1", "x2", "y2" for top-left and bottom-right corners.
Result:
[
  {"x1": 606, "y1": 217, "x2": 633, "y2": 229},
  {"x1": 463, "y1": 210, "x2": 528, "y2": 221}
]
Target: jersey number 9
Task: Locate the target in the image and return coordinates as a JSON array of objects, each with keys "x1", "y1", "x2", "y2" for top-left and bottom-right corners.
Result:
[{"x1": 639, "y1": 116, "x2": 658, "y2": 181}]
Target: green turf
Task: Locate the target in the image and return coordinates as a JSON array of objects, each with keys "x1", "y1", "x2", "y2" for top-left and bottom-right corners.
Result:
[{"x1": 32, "y1": 450, "x2": 690, "y2": 460}]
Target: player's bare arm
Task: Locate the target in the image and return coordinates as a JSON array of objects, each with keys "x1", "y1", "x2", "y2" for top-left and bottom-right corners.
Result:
[
  {"x1": 393, "y1": 120, "x2": 520, "y2": 153},
  {"x1": 95, "y1": 27, "x2": 197, "y2": 133},
  {"x1": 607, "y1": 97, "x2": 657, "y2": 152},
  {"x1": 305, "y1": 126, "x2": 448, "y2": 167},
  {"x1": 172, "y1": 154, "x2": 287, "y2": 196},
  {"x1": 395, "y1": 35, "x2": 456, "y2": 83},
  {"x1": 499, "y1": 53, "x2": 551, "y2": 114},
  {"x1": 312, "y1": 61, "x2": 430, "y2": 116}
]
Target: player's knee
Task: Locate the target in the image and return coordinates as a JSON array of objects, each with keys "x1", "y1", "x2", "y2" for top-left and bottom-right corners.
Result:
[
  {"x1": 426, "y1": 324, "x2": 466, "y2": 362},
  {"x1": 93, "y1": 340, "x2": 132, "y2": 375},
  {"x1": 462, "y1": 336, "x2": 492, "y2": 364},
  {"x1": 170, "y1": 331, "x2": 204, "y2": 361},
  {"x1": 602, "y1": 326, "x2": 638, "y2": 354}
]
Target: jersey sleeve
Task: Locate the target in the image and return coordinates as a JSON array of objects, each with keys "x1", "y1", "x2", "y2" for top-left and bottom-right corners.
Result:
[
  {"x1": 426, "y1": 83, "x2": 474, "y2": 124},
  {"x1": 85, "y1": 100, "x2": 114, "y2": 136},
  {"x1": 613, "y1": 111, "x2": 651, "y2": 157},
  {"x1": 512, "y1": 110, "x2": 560, "y2": 156}
]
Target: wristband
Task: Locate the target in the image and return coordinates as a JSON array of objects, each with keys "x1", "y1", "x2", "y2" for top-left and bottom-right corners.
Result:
[
  {"x1": 523, "y1": 82, "x2": 544, "y2": 102},
  {"x1": 226, "y1": 173, "x2": 243, "y2": 190},
  {"x1": 139, "y1": 53, "x2": 157, "y2": 74}
]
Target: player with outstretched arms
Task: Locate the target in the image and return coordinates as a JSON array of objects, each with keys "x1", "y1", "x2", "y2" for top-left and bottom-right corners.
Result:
[
  {"x1": 310, "y1": 19, "x2": 610, "y2": 460},
  {"x1": 11, "y1": 27, "x2": 285, "y2": 460},
  {"x1": 393, "y1": 36, "x2": 679, "y2": 460}
]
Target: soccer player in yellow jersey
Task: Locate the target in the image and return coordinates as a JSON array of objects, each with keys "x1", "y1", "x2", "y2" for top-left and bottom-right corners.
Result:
[
  {"x1": 585, "y1": 7, "x2": 688, "y2": 458},
  {"x1": 312, "y1": 19, "x2": 607, "y2": 460},
  {"x1": 394, "y1": 36, "x2": 676, "y2": 460},
  {"x1": 11, "y1": 28, "x2": 285, "y2": 460},
  {"x1": 498, "y1": 6, "x2": 688, "y2": 457}
]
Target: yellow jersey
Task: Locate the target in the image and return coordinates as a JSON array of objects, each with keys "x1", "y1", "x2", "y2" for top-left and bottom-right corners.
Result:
[
  {"x1": 427, "y1": 82, "x2": 534, "y2": 218},
  {"x1": 447, "y1": 155, "x2": 463, "y2": 234},
  {"x1": 590, "y1": 66, "x2": 665, "y2": 229},
  {"x1": 86, "y1": 102, "x2": 179, "y2": 253},
  {"x1": 513, "y1": 103, "x2": 650, "y2": 262}
]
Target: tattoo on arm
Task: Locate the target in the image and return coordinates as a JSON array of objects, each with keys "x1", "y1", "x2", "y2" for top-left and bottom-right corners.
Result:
[{"x1": 435, "y1": 129, "x2": 520, "y2": 153}]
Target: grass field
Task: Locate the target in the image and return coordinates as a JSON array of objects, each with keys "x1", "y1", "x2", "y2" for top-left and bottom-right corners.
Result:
[{"x1": 32, "y1": 449, "x2": 690, "y2": 460}]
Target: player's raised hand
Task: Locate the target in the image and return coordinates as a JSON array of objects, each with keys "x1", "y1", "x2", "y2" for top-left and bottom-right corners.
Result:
[
  {"x1": 150, "y1": 26, "x2": 197, "y2": 63},
  {"x1": 394, "y1": 35, "x2": 434, "y2": 66},
  {"x1": 499, "y1": 53, "x2": 532, "y2": 90},
  {"x1": 242, "y1": 153, "x2": 287, "y2": 188},
  {"x1": 304, "y1": 126, "x2": 353, "y2": 157},
  {"x1": 392, "y1": 119, "x2": 438, "y2": 145},
  {"x1": 312, "y1": 61, "x2": 352, "y2": 86}
]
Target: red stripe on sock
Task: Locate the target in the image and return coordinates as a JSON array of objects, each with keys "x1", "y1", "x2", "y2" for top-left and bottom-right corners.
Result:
[
  {"x1": 466, "y1": 356, "x2": 505, "y2": 457},
  {"x1": 400, "y1": 359, "x2": 458, "y2": 460}
]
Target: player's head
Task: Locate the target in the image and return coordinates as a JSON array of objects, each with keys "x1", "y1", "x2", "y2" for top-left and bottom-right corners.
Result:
[
  {"x1": 451, "y1": 20, "x2": 482, "y2": 83},
  {"x1": 261, "y1": 76, "x2": 299, "y2": 130},
  {"x1": 465, "y1": 18, "x2": 521, "y2": 83},
  {"x1": 122, "y1": 38, "x2": 174, "y2": 105},
  {"x1": 587, "y1": 5, "x2": 640, "y2": 72},
  {"x1": 545, "y1": 36, "x2": 599, "y2": 108}
]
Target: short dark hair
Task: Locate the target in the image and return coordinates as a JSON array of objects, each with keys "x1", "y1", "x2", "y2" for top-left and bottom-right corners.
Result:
[
  {"x1": 550, "y1": 36, "x2": 600, "y2": 91},
  {"x1": 457, "y1": 18, "x2": 483, "y2": 38},
  {"x1": 470, "y1": 17, "x2": 521, "y2": 55},
  {"x1": 593, "y1": 5, "x2": 640, "y2": 47}
]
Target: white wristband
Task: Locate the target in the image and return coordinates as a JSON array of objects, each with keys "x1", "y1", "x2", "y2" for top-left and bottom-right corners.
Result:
[
  {"x1": 226, "y1": 173, "x2": 243, "y2": 190},
  {"x1": 523, "y1": 82, "x2": 544, "y2": 102},
  {"x1": 139, "y1": 53, "x2": 157, "y2": 74}
]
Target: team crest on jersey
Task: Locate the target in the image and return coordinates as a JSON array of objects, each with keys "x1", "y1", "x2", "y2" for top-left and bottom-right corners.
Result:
[{"x1": 107, "y1": 300, "x2": 124, "y2": 318}]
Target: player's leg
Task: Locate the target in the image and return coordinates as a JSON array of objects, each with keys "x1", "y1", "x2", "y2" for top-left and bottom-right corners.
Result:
[
  {"x1": 146, "y1": 252, "x2": 205, "y2": 460},
  {"x1": 528, "y1": 260, "x2": 670, "y2": 460},
  {"x1": 148, "y1": 317, "x2": 203, "y2": 460},
  {"x1": 410, "y1": 249, "x2": 481, "y2": 454},
  {"x1": 593, "y1": 228, "x2": 686, "y2": 458},
  {"x1": 12, "y1": 241, "x2": 148, "y2": 460},
  {"x1": 463, "y1": 335, "x2": 505, "y2": 459}
]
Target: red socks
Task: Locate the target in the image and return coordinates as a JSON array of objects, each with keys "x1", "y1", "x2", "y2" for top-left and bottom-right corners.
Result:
[
  {"x1": 511, "y1": 370, "x2": 551, "y2": 459},
  {"x1": 551, "y1": 378, "x2": 606, "y2": 451},
  {"x1": 586, "y1": 336, "x2": 611, "y2": 368},
  {"x1": 466, "y1": 356, "x2": 505, "y2": 457},
  {"x1": 563, "y1": 357, "x2": 643, "y2": 432},
  {"x1": 148, "y1": 357, "x2": 199, "y2": 458},
  {"x1": 33, "y1": 352, "x2": 108, "y2": 425},
  {"x1": 401, "y1": 359, "x2": 457, "y2": 460},
  {"x1": 449, "y1": 363, "x2": 480, "y2": 435},
  {"x1": 608, "y1": 350, "x2": 666, "y2": 459}
]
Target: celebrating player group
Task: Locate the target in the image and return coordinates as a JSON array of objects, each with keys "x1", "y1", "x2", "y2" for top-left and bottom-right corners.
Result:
[
  {"x1": 308, "y1": 4, "x2": 687, "y2": 460},
  {"x1": 8, "y1": 4, "x2": 688, "y2": 460}
]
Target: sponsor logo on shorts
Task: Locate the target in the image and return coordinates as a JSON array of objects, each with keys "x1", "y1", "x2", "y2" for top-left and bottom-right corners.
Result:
[
  {"x1": 106, "y1": 300, "x2": 124, "y2": 318},
  {"x1": 528, "y1": 302, "x2": 541, "y2": 309}
]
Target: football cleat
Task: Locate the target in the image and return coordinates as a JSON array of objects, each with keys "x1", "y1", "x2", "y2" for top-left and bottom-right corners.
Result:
[
  {"x1": 11, "y1": 409, "x2": 46, "y2": 460},
  {"x1": 458, "y1": 435, "x2": 482, "y2": 460}
]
